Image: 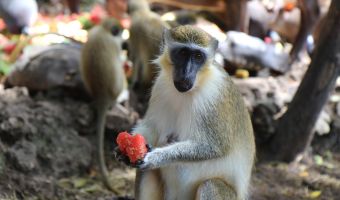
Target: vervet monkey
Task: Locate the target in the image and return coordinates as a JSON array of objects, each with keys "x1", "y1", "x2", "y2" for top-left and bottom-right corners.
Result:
[
  {"x1": 117, "y1": 25, "x2": 255, "y2": 200},
  {"x1": 128, "y1": 0, "x2": 170, "y2": 98},
  {"x1": 81, "y1": 18, "x2": 125, "y2": 192}
]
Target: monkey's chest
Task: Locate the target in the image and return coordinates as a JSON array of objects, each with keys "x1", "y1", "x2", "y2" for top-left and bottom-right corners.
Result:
[{"x1": 154, "y1": 108, "x2": 197, "y2": 146}]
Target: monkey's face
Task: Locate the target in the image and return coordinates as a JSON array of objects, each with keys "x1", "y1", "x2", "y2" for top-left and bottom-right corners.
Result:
[
  {"x1": 162, "y1": 25, "x2": 218, "y2": 93},
  {"x1": 169, "y1": 44, "x2": 207, "y2": 92}
]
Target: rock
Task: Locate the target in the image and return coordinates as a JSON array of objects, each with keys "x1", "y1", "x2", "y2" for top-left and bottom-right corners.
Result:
[
  {"x1": 0, "y1": 87, "x2": 36, "y2": 145},
  {"x1": 0, "y1": 141, "x2": 5, "y2": 174},
  {"x1": 106, "y1": 105, "x2": 138, "y2": 133},
  {"x1": 312, "y1": 117, "x2": 340, "y2": 154},
  {"x1": 252, "y1": 102, "x2": 280, "y2": 145},
  {"x1": 0, "y1": 87, "x2": 93, "y2": 178},
  {"x1": 233, "y1": 77, "x2": 296, "y2": 111},
  {"x1": 314, "y1": 110, "x2": 331, "y2": 135},
  {"x1": 6, "y1": 140, "x2": 38, "y2": 172},
  {"x1": 36, "y1": 128, "x2": 92, "y2": 177},
  {"x1": 4, "y1": 43, "x2": 88, "y2": 99}
]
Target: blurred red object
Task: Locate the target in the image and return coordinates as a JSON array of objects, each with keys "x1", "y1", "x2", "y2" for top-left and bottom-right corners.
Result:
[
  {"x1": 90, "y1": 5, "x2": 107, "y2": 25},
  {"x1": 106, "y1": 0, "x2": 128, "y2": 20},
  {"x1": 284, "y1": 2, "x2": 296, "y2": 12},
  {"x1": 264, "y1": 36, "x2": 272, "y2": 44},
  {"x1": 2, "y1": 43, "x2": 17, "y2": 55},
  {"x1": 0, "y1": 19, "x2": 5, "y2": 31}
]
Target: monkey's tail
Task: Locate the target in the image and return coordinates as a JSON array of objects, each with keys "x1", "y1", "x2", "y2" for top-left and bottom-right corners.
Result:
[{"x1": 95, "y1": 101, "x2": 119, "y2": 194}]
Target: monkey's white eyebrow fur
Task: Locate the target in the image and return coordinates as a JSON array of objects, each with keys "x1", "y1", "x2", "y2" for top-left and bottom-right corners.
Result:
[{"x1": 168, "y1": 42, "x2": 210, "y2": 54}]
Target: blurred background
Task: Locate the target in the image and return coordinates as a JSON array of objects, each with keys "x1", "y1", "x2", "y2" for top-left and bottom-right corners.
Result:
[{"x1": 0, "y1": 0, "x2": 339, "y2": 199}]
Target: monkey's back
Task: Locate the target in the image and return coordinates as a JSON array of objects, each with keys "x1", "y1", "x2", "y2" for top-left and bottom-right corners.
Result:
[
  {"x1": 81, "y1": 26, "x2": 124, "y2": 101},
  {"x1": 129, "y1": 10, "x2": 169, "y2": 86}
]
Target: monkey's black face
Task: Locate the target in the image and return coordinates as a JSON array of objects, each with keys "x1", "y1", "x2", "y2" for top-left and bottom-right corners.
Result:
[
  {"x1": 170, "y1": 46, "x2": 206, "y2": 92},
  {"x1": 110, "y1": 26, "x2": 122, "y2": 36}
]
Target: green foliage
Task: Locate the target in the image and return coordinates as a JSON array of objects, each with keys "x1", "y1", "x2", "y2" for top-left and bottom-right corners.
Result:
[
  {"x1": 78, "y1": 16, "x2": 94, "y2": 30},
  {"x1": 0, "y1": 59, "x2": 11, "y2": 75}
]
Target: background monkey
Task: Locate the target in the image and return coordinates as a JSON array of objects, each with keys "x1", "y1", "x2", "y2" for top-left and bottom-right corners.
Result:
[
  {"x1": 81, "y1": 18, "x2": 125, "y2": 192},
  {"x1": 117, "y1": 25, "x2": 255, "y2": 200},
  {"x1": 128, "y1": 0, "x2": 170, "y2": 101}
]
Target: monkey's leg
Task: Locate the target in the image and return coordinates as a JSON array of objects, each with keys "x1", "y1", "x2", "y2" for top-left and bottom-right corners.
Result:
[
  {"x1": 195, "y1": 178, "x2": 237, "y2": 200},
  {"x1": 135, "y1": 169, "x2": 163, "y2": 200}
]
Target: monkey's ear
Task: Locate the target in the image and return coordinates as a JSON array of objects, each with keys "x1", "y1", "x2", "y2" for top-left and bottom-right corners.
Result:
[
  {"x1": 162, "y1": 28, "x2": 172, "y2": 45},
  {"x1": 210, "y1": 38, "x2": 219, "y2": 53},
  {"x1": 160, "y1": 28, "x2": 171, "y2": 52}
]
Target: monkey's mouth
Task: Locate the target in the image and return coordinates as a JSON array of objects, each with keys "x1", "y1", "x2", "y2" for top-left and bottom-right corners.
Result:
[{"x1": 173, "y1": 79, "x2": 194, "y2": 92}]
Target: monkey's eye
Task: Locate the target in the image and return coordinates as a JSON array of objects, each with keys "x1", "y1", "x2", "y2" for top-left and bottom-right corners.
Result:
[
  {"x1": 179, "y1": 48, "x2": 189, "y2": 56},
  {"x1": 111, "y1": 26, "x2": 121, "y2": 36},
  {"x1": 194, "y1": 52, "x2": 204, "y2": 62}
]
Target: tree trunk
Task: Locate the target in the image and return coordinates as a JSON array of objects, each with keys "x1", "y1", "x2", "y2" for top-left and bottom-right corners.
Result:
[
  {"x1": 262, "y1": 0, "x2": 340, "y2": 162},
  {"x1": 148, "y1": 0, "x2": 247, "y2": 32},
  {"x1": 222, "y1": 0, "x2": 247, "y2": 32},
  {"x1": 290, "y1": 0, "x2": 320, "y2": 62}
]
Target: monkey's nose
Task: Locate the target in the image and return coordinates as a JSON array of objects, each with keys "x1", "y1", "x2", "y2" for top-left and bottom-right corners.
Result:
[{"x1": 174, "y1": 79, "x2": 193, "y2": 92}]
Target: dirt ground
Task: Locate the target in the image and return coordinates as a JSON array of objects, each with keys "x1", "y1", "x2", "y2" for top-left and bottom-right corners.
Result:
[{"x1": 0, "y1": 84, "x2": 339, "y2": 200}]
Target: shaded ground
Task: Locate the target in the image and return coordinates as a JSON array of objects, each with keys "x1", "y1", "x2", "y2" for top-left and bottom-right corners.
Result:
[
  {"x1": 0, "y1": 85, "x2": 339, "y2": 200},
  {"x1": 0, "y1": 86, "x2": 136, "y2": 200},
  {"x1": 252, "y1": 158, "x2": 340, "y2": 200}
]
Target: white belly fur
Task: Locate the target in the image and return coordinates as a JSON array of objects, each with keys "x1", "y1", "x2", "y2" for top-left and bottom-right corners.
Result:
[
  {"x1": 160, "y1": 148, "x2": 252, "y2": 200},
  {"x1": 146, "y1": 67, "x2": 252, "y2": 200}
]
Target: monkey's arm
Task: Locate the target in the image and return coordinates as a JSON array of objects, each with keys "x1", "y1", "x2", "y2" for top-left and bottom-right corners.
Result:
[
  {"x1": 132, "y1": 119, "x2": 158, "y2": 147},
  {"x1": 139, "y1": 140, "x2": 226, "y2": 170}
]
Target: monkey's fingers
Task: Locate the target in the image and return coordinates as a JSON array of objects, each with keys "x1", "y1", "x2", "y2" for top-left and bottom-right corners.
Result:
[
  {"x1": 130, "y1": 159, "x2": 145, "y2": 168},
  {"x1": 146, "y1": 144, "x2": 153, "y2": 152},
  {"x1": 113, "y1": 147, "x2": 131, "y2": 165}
]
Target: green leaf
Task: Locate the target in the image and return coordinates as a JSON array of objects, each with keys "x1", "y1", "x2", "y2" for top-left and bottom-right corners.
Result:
[
  {"x1": 314, "y1": 155, "x2": 323, "y2": 165},
  {"x1": 80, "y1": 183, "x2": 104, "y2": 193},
  {"x1": 73, "y1": 178, "x2": 88, "y2": 188},
  {"x1": 0, "y1": 59, "x2": 11, "y2": 75}
]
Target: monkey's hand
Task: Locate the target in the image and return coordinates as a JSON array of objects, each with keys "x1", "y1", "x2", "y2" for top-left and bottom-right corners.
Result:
[
  {"x1": 135, "y1": 146, "x2": 166, "y2": 170},
  {"x1": 114, "y1": 146, "x2": 131, "y2": 165},
  {"x1": 114, "y1": 144, "x2": 152, "y2": 168}
]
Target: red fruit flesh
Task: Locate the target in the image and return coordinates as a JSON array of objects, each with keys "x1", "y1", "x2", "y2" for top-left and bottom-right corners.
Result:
[
  {"x1": 116, "y1": 131, "x2": 131, "y2": 154},
  {"x1": 126, "y1": 134, "x2": 147, "y2": 163},
  {"x1": 116, "y1": 132, "x2": 148, "y2": 163}
]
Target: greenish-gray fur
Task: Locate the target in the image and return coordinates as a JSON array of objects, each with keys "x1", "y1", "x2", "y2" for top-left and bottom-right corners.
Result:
[
  {"x1": 134, "y1": 25, "x2": 255, "y2": 200},
  {"x1": 144, "y1": 73, "x2": 254, "y2": 163},
  {"x1": 128, "y1": 0, "x2": 169, "y2": 90},
  {"x1": 196, "y1": 179, "x2": 237, "y2": 200},
  {"x1": 169, "y1": 25, "x2": 212, "y2": 47},
  {"x1": 199, "y1": 72, "x2": 255, "y2": 157},
  {"x1": 101, "y1": 18, "x2": 122, "y2": 32},
  {"x1": 81, "y1": 20, "x2": 124, "y2": 100},
  {"x1": 80, "y1": 19, "x2": 125, "y2": 193},
  {"x1": 127, "y1": 0, "x2": 150, "y2": 14}
]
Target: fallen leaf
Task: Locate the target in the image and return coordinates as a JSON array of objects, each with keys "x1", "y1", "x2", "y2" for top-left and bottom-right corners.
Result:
[
  {"x1": 314, "y1": 155, "x2": 323, "y2": 165},
  {"x1": 73, "y1": 177, "x2": 88, "y2": 188},
  {"x1": 298, "y1": 171, "x2": 309, "y2": 178},
  {"x1": 57, "y1": 178, "x2": 73, "y2": 189},
  {"x1": 80, "y1": 183, "x2": 105, "y2": 193},
  {"x1": 309, "y1": 190, "x2": 322, "y2": 199}
]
